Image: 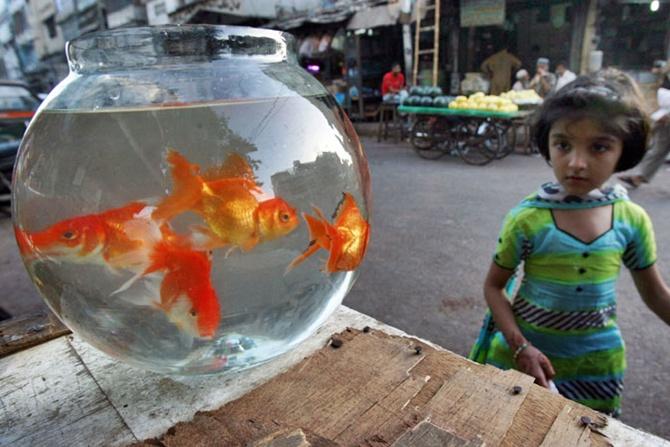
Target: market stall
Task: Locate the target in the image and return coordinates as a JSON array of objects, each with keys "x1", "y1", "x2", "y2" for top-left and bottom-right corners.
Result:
[{"x1": 400, "y1": 90, "x2": 541, "y2": 165}]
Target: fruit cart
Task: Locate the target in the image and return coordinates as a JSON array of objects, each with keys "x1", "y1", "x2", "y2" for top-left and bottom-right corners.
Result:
[
  {"x1": 400, "y1": 90, "x2": 541, "y2": 165},
  {"x1": 400, "y1": 105, "x2": 532, "y2": 165}
]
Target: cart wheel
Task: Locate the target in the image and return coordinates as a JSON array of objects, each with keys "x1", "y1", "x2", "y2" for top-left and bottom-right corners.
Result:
[
  {"x1": 455, "y1": 120, "x2": 496, "y2": 166},
  {"x1": 492, "y1": 122, "x2": 514, "y2": 160},
  {"x1": 411, "y1": 118, "x2": 444, "y2": 160}
]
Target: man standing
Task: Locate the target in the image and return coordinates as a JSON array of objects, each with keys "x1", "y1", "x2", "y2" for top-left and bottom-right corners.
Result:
[
  {"x1": 480, "y1": 46, "x2": 522, "y2": 95},
  {"x1": 381, "y1": 63, "x2": 407, "y2": 103},
  {"x1": 555, "y1": 62, "x2": 577, "y2": 91},
  {"x1": 529, "y1": 57, "x2": 557, "y2": 97}
]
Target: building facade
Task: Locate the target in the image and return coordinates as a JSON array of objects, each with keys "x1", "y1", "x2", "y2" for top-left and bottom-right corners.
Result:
[
  {"x1": 28, "y1": 0, "x2": 67, "y2": 87},
  {"x1": 1, "y1": 0, "x2": 669, "y2": 94}
]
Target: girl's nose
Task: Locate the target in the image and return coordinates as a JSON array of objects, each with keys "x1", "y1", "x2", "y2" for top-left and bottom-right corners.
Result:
[{"x1": 567, "y1": 150, "x2": 587, "y2": 170}]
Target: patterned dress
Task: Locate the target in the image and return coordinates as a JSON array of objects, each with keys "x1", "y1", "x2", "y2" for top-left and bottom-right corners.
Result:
[{"x1": 469, "y1": 183, "x2": 657, "y2": 416}]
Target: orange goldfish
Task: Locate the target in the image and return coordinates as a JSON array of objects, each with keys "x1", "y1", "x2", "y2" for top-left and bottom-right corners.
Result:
[
  {"x1": 141, "y1": 228, "x2": 221, "y2": 339},
  {"x1": 287, "y1": 193, "x2": 370, "y2": 273},
  {"x1": 15, "y1": 202, "x2": 161, "y2": 271},
  {"x1": 153, "y1": 149, "x2": 299, "y2": 252}
]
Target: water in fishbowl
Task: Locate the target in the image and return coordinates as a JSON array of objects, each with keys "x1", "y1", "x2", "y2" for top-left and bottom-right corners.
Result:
[{"x1": 12, "y1": 94, "x2": 370, "y2": 374}]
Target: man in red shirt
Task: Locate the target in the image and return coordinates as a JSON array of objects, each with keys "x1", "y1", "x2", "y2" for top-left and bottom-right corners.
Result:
[{"x1": 381, "y1": 63, "x2": 407, "y2": 103}]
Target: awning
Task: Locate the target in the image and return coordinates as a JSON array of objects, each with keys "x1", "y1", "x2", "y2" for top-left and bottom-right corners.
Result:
[
  {"x1": 170, "y1": 0, "x2": 274, "y2": 25},
  {"x1": 266, "y1": 0, "x2": 389, "y2": 30},
  {"x1": 266, "y1": 0, "x2": 427, "y2": 31},
  {"x1": 346, "y1": 3, "x2": 401, "y2": 30}
]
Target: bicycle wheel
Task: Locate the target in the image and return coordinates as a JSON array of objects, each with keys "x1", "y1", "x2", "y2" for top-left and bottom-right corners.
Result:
[{"x1": 411, "y1": 118, "x2": 445, "y2": 160}]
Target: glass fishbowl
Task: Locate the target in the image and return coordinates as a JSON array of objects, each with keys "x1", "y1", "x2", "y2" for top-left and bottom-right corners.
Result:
[{"x1": 11, "y1": 25, "x2": 370, "y2": 375}]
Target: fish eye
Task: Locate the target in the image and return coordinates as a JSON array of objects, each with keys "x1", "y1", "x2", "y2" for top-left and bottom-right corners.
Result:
[
  {"x1": 190, "y1": 309, "x2": 197, "y2": 317},
  {"x1": 280, "y1": 213, "x2": 290, "y2": 222},
  {"x1": 62, "y1": 231, "x2": 76, "y2": 240}
]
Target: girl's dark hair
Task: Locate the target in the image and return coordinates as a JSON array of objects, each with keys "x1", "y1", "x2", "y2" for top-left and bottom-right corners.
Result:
[{"x1": 532, "y1": 75, "x2": 650, "y2": 172}]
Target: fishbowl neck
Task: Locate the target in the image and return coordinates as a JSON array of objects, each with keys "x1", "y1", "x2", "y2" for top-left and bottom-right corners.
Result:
[{"x1": 66, "y1": 25, "x2": 296, "y2": 73}]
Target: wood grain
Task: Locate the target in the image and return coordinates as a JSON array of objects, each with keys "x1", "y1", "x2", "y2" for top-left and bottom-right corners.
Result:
[
  {"x1": 423, "y1": 368, "x2": 535, "y2": 446},
  {"x1": 0, "y1": 337, "x2": 135, "y2": 447},
  {"x1": 539, "y1": 405, "x2": 590, "y2": 447},
  {"x1": 0, "y1": 311, "x2": 70, "y2": 358},
  {"x1": 69, "y1": 305, "x2": 415, "y2": 441},
  {"x1": 2, "y1": 305, "x2": 668, "y2": 447}
]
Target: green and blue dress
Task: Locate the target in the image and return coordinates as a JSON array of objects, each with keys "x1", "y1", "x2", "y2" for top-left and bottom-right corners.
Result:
[{"x1": 469, "y1": 182, "x2": 657, "y2": 416}]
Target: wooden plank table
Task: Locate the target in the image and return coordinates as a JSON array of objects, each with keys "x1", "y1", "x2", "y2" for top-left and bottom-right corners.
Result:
[{"x1": 1, "y1": 305, "x2": 668, "y2": 446}]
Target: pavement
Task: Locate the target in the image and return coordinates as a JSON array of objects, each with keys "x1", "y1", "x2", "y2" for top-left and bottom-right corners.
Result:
[{"x1": 2, "y1": 136, "x2": 670, "y2": 439}]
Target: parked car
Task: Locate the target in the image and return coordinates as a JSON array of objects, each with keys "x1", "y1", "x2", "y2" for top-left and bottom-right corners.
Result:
[{"x1": 0, "y1": 80, "x2": 41, "y2": 205}]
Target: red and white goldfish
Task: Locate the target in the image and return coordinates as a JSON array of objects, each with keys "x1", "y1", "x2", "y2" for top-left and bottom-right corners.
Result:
[
  {"x1": 287, "y1": 193, "x2": 370, "y2": 273},
  {"x1": 15, "y1": 202, "x2": 161, "y2": 272},
  {"x1": 153, "y1": 149, "x2": 299, "y2": 252},
  {"x1": 15, "y1": 203, "x2": 221, "y2": 339},
  {"x1": 140, "y1": 227, "x2": 221, "y2": 338}
]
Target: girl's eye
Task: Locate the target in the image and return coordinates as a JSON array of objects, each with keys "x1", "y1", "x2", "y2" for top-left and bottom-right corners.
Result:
[
  {"x1": 553, "y1": 141, "x2": 570, "y2": 151},
  {"x1": 592, "y1": 144, "x2": 610, "y2": 153}
]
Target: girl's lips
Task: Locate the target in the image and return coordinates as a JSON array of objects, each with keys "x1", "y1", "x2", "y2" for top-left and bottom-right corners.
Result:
[{"x1": 566, "y1": 176, "x2": 587, "y2": 181}]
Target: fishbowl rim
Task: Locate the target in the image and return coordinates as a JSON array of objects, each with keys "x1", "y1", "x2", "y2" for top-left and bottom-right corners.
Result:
[{"x1": 66, "y1": 24, "x2": 297, "y2": 73}]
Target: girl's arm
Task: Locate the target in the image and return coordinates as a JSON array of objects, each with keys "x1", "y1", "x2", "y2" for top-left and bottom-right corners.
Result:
[
  {"x1": 631, "y1": 264, "x2": 670, "y2": 325},
  {"x1": 484, "y1": 262, "x2": 555, "y2": 387}
]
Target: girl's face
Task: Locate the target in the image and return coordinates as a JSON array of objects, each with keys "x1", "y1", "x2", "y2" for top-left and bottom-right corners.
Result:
[{"x1": 548, "y1": 117, "x2": 623, "y2": 195}]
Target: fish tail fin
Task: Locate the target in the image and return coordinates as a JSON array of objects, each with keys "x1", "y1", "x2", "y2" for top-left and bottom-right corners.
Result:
[
  {"x1": 112, "y1": 238, "x2": 171, "y2": 295},
  {"x1": 111, "y1": 270, "x2": 145, "y2": 296},
  {"x1": 285, "y1": 242, "x2": 321, "y2": 274},
  {"x1": 142, "y1": 239, "x2": 174, "y2": 277},
  {"x1": 113, "y1": 272, "x2": 162, "y2": 308},
  {"x1": 285, "y1": 212, "x2": 327, "y2": 274},
  {"x1": 202, "y1": 153, "x2": 256, "y2": 183},
  {"x1": 153, "y1": 149, "x2": 203, "y2": 221},
  {"x1": 311, "y1": 205, "x2": 330, "y2": 225},
  {"x1": 195, "y1": 286, "x2": 221, "y2": 338},
  {"x1": 305, "y1": 210, "x2": 330, "y2": 243}
]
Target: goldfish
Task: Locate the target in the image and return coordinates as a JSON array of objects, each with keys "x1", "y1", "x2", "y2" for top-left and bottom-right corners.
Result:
[
  {"x1": 153, "y1": 149, "x2": 299, "y2": 252},
  {"x1": 15, "y1": 202, "x2": 221, "y2": 339},
  {"x1": 287, "y1": 193, "x2": 370, "y2": 273},
  {"x1": 15, "y1": 202, "x2": 161, "y2": 272},
  {"x1": 140, "y1": 227, "x2": 221, "y2": 339}
]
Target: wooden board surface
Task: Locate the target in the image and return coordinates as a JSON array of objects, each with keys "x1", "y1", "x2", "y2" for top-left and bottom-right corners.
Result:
[
  {"x1": 0, "y1": 311, "x2": 70, "y2": 358},
  {"x1": 1, "y1": 305, "x2": 668, "y2": 447},
  {"x1": 127, "y1": 326, "x2": 669, "y2": 447},
  {"x1": 0, "y1": 336, "x2": 135, "y2": 446},
  {"x1": 539, "y1": 406, "x2": 591, "y2": 447}
]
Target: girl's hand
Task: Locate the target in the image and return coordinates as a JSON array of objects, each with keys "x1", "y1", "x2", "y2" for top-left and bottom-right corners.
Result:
[{"x1": 515, "y1": 345, "x2": 555, "y2": 388}]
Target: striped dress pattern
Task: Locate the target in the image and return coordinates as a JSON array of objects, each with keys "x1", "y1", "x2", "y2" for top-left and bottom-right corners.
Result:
[{"x1": 469, "y1": 194, "x2": 656, "y2": 416}]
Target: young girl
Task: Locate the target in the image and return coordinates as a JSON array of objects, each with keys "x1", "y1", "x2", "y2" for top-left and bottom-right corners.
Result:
[{"x1": 469, "y1": 76, "x2": 670, "y2": 416}]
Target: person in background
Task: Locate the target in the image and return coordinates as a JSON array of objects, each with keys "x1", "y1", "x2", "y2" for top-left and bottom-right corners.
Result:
[
  {"x1": 529, "y1": 57, "x2": 557, "y2": 98},
  {"x1": 618, "y1": 60, "x2": 670, "y2": 188},
  {"x1": 554, "y1": 62, "x2": 577, "y2": 91},
  {"x1": 381, "y1": 63, "x2": 408, "y2": 103},
  {"x1": 480, "y1": 45, "x2": 522, "y2": 95},
  {"x1": 512, "y1": 69, "x2": 530, "y2": 91}
]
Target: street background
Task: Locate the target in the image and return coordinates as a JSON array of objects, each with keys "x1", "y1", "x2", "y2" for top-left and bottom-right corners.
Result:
[{"x1": 2, "y1": 136, "x2": 670, "y2": 438}]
